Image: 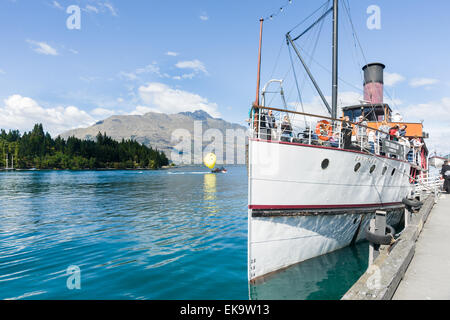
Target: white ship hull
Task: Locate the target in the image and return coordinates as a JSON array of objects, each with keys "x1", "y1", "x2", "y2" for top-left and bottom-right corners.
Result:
[{"x1": 248, "y1": 139, "x2": 412, "y2": 281}]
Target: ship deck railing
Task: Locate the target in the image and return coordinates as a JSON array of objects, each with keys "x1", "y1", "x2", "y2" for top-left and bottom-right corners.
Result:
[
  {"x1": 414, "y1": 175, "x2": 444, "y2": 197},
  {"x1": 249, "y1": 106, "x2": 424, "y2": 165}
]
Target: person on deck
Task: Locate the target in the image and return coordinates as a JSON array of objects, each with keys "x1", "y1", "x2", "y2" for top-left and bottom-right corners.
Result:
[
  {"x1": 341, "y1": 116, "x2": 353, "y2": 150},
  {"x1": 399, "y1": 125, "x2": 408, "y2": 137},
  {"x1": 367, "y1": 128, "x2": 376, "y2": 154},
  {"x1": 389, "y1": 125, "x2": 400, "y2": 141},
  {"x1": 412, "y1": 136, "x2": 424, "y2": 165},
  {"x1": 250, "y1": 102, "x2": 260, "y2": 138},
  {"x1": 266, "y1": 110, "x2": 276, "y2": 141},
  {"x1": 441, "y1": 160, "x2": 450, "y2": 194},
  {"x1": 280, "y1": 116, "x2": 293, "y2": 142},
  {"x1": 356, "y1": 116, "x2": 368, "y2": 146},
  {"x1": 398, "y1": 136, "x2": 410, "y2": 159},
  {"x1": 329, "y1": 132, "x2": 340, "y2": 148},
  {"x1": 378, "y1": 121, "x2": 390, "y2": 155},
  {"x1": 258, "y1": 110, "x2": 268, "y2": 140}
]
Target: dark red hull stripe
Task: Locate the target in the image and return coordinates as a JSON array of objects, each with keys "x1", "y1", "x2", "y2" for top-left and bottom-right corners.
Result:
[
  {"x1": 250, "y1": 138, "x2": 411, "y2": 164},
  {"x1": 249, "y1": 202, "x2": 403, "y2": 210}
]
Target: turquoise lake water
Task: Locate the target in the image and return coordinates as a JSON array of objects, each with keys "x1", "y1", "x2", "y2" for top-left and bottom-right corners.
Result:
[{"x1": 0, "y1": 166, "x2": 368, "y2": 300}]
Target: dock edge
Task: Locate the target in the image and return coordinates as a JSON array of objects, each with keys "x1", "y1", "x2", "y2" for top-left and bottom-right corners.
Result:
[{"x1": 342, "y1": 194, "x2": 436, "y2": 300}]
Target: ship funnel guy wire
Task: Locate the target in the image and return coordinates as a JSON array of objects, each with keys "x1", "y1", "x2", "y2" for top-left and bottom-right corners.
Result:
[{"x1": 286, "y1": 33, "x2": 332, "y2": 115}]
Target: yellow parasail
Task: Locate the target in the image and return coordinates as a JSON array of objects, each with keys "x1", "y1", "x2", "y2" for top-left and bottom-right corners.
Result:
[{"x1": 203, "y1": 153, "x2": 216, "y2": 169}]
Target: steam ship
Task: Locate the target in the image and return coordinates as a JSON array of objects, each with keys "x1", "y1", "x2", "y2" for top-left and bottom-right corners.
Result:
[{"x1": 247, "y1": 1, "x2": 429, "y2": 281}]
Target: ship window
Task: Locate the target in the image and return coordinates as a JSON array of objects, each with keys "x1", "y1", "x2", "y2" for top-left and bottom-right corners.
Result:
[
  {"x1": 391, "y1": 168, "x2": 396, "y2": 176},
  {"x1": 321, "y1": 159, "x2": 330, "y2": 169},
  {"x1": 354, "y1": 163, "x2": 361, "y2": 172},
  {"x1": 369, "y1": 165, "x2": 376, "y2": 174},
  {"x1": 382, "y1": 167, "x2": 387, "y2": 175}
]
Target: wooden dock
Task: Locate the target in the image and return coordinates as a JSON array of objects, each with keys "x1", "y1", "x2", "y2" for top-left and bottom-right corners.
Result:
[{"x1": 393, "y1": 193, "x2": 450, "y2": 299}]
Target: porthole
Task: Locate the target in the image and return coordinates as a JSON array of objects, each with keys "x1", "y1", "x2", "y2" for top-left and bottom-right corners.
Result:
[
  {"x1": 382, "y1": 167, "x2": 387, "y2": 175},
  {"x1": 391, "y1": 168, "x2": 396, "y2": 176},
  {"x1": 321, "y1": 159, "x2": 330, "y2": 170},
  {"x1": 354, "y1": 163, "x2": 361, "y2": 172},
  {"x1": 369, "y1": 165, "x2": 376, "y2": 174}
]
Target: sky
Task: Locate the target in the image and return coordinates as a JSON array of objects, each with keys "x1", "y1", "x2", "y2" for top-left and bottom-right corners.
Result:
[{"x1": 0, "y1": 0, "x2": 449, "y2": 154}]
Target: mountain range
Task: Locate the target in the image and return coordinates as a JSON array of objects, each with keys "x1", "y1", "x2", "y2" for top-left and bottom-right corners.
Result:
[{"x1": 60, "y1": 110, "x2": 248, "y2": 162}]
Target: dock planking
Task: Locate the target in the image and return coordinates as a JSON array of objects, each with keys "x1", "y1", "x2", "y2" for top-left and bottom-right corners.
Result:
[{"x1": 393, "y1": 193, "x2": 450, "y2": 300}]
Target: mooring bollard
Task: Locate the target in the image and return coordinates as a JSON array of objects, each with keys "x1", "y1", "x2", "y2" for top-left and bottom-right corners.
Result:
[{"x1": 368, "y1": 210, "x2": 387, "y2": 266}]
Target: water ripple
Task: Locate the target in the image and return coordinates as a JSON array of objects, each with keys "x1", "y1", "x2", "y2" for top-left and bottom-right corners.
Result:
[{"x1": 0, "y1": 167, "x2": 248, "y2": 299}]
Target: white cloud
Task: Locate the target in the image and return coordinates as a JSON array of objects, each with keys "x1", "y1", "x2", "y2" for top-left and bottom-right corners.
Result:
[
  {"x1": 85, "y1": 5, "x2": 99, "y2": 13},
  {"x1": 135, "y1": 63, "x2": 160, "y2": 75},
  {"x1": 90, "y1": 108, "x2": 117, "y2": 118},
  {"x1": 0, "y1": 88, "x2": 221, "y2": 136},
  {"x1": 396, "y1": 97, "x2": 450, "y2": 153},
  {"x1": 384, "y1": 96, "x2": 403, "y2": 107},
  {"x1": 200, "y1": 13, "x2": 209, "y2": 21},
  {"x1": 52, "y1": 1, "x2": 63, "y2": 10},
  {"x1": 26, "y1": 40, "x2": 58, "y2": 56},
  {"x1": 102, "y1": 2, "x2": 118, "y2": 16},
  {"x1": 138, "y1": 82, "x2": 220, "y2": 117},
  {"x1": 409, "y1": 78, "x2": 439, "y2": 88},
  {"x1": 118, "y1": 71, "x2": 138, "y2": 81},
  {"x1": 401, "y1": 97, "x2": 450, "y2": 122},
  {"x1": 118, "y1": 62, "x2": 163, "y2": 81},
  {"x1": 174, "y1": 60, "x2": 208, "y2": 79},
  {"x1": 173, "y1": 73, "x2": 196, "y2": 80},
  {"x1": 129, "y1": 106, "x2": 162, "y2": 115},
  {"x1": 166, "y1": 51, "x2": 179, "y2": 57},
  {"x1": 384, "y1": 72, "x2": 405, "y2": 87},
  {"x1": 0, "y1": 69, "x2": 5, "y2": 75},
  {"x1": 0, "y1": 95, "x2": 95, "y2": 136},
  {"x1": 175, "y1": 60, "x2": 207, "y2": 74}
]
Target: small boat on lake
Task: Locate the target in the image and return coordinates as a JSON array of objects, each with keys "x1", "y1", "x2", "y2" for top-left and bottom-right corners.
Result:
[{"x1": 211, "y1": 167, "x2": 227, "y2": 174}]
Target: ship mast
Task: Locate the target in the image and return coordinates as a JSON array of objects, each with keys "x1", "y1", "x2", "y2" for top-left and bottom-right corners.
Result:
[
  {"x1": 255, "y1": 18, "x2": 264, "y2": 106},
  {"x1": 331, "y1": 0, "x2": 338, "y2": 120}
]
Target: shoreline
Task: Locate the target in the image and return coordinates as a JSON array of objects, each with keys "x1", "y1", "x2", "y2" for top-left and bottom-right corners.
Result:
[{"x1": 0, "y1": 166, "x2": 180, "y2": 172}]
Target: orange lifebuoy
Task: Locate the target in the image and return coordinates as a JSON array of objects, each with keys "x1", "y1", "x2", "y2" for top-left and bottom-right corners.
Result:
[{"x1": 315, "y1": 120, "x2": 333, "y2": 141}]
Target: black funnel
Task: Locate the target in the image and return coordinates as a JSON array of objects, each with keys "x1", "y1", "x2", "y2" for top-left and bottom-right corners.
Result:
[{"x1": 362, "y1": 63, "x2": 385, "y2": 85}]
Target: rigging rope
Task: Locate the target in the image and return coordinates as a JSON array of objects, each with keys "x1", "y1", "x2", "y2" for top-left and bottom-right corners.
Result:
[
  {"x1": 287, "y1": 1, "x2": 330, "y2": 117},
  {"x1": 266, "y1": 1, "x2": 330, "y2": 116},
  {"x1": 288, "y1": 0, "x2": 330, "y2": 33},
  {"x1": 288, "y1": 42, "x2": 306, "y2": 122}
]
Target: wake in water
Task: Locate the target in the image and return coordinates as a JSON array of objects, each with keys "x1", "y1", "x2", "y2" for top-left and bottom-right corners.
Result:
[{"x1": 167, "y1": 171, "x2": 211, "y2": 175}]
